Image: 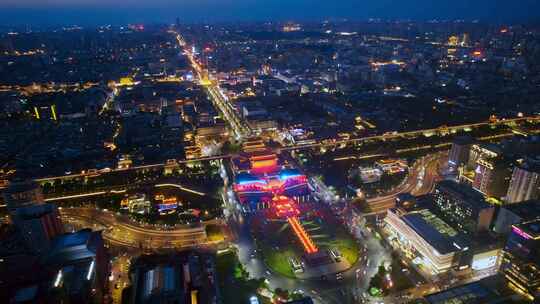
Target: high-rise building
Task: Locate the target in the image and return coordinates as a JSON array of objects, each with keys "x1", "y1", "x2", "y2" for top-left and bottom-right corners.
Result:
[
  {"x1": 3, "y1": 181, "x2": 63, "y2": 254},
  {"x1": 3, "y1": 180, "x2": 44, "y2": 211},
  {"x1": 493, "y1": 200, "x2": 540, "y2": 235},
  {"x1": 43, "y1": 229, "x2": 110, "y2": 304},
  {"x1": 448, "y1": 35, "x2": 460, "y2": 46},
  {"x1": 500, "y1": 219, "x2": 540, "y2": 300},
  {"x1": 506, "y1": 158, "x2": 540, "y2": 204},
  {"x1": 473, "y1": 157, "x2": 512, "y2": 198},
  {"x1": 467, "y1": 143, "x2": 500, "y2": 170},
  {"x1": 3, "y1": 227, "x2": 109, "y2": 304},
  {"x1": 461, "y1": 33, "x2": 470, "y2": 47},
  {"x1": 432, "y1": 180, "x2": 494, "y2": 235},
  {"x1": 448, "y1": 136, "x2": 474, "y2": 171},
  {"x1": 11, "y1": 203, "x2": 64, "y2": 254}
]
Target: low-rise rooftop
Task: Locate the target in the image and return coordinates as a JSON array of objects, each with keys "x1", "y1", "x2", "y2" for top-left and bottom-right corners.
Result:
[{"x1": 403, "y1": 209, "x2": 464, "y2": 254}]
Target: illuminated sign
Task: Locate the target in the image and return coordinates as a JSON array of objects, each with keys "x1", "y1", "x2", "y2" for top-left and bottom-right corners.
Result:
[
  {"x1": 513, "y1": 226, "x2": 532, "y2": 240},
  {"x1": 155, "y1": 195, "x2": 178, "y2": 214},
  {"x1": 472, "y1": 254, "x2": 498, "y2": 270}
]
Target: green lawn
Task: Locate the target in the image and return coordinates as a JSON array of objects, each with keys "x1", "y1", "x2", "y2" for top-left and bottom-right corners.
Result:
[
  {"x1": 260, "y1": 242, "x2": 296, "y2": 278},
  {"x1": 256, "y1": 218, "x2": 360, "y2": 278},
  {"x1": 327, "y1": 232, "x2": 360, "y2": 265},
  {"x1": 311, "y1": 222, "x2": 360, "y2": 265}
]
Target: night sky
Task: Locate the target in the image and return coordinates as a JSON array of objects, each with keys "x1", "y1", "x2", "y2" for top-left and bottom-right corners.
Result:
[{"x1": 1, "y1": 0, "x2": 539, "y2": 26}]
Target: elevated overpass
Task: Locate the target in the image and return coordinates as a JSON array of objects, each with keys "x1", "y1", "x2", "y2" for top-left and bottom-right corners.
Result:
[
  {"x1": 27, "y1": 115, "x2": 539, "y2": 184},
  {"x1": 280, "y1": 116, "x2": 540, "y2": 151}
]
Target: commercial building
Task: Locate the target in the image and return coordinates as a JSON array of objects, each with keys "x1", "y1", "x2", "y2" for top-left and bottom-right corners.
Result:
[
  {"x1": 374, "y1": 158, "x2": 408, "y2": 174},
  {"x1": 457, "y1": 143, "x2": 513, "y2": 199},
  {"x1": 2, "y1": 182, "x2": 110, "y2": 303},
  {"x1": 423, "y1": 275, "x2": 524, "y2": 304},
  {"x1": 500, "y1": 219, "x2": 540, "y2": 300},
  {"x1": 127, "y1": 251, "x2": 220, "y2": 304},
  {"x1": 358, "y1": 167, "x2": 382, "y2": 184},
  {"x1": 385, "y1": 208, "x2": 468, "y2": 274},
  {"x1": 121, "y1": 194, "x2": 152, "y2": 214},
  {"x1": 3, "y1": 181, "x2": 63, "y2": 254},
  {"x1": 3, "y1": 180, "x2": 45, "y2": 211},
  {"x1": 43, "y1": 229, "x2": 110, "y2": 304},
  {"x1": 432, "y1": 180, "x2": 494, "y2": 235},
  {"x1": 5, "y1": 229, "x2": 110, "y2": 304},
  {"x1": 399, "y1": 185, "x2": 502, "y2": 272},
  {"x1": 448, "y1": 136, "x2": 474, "y2": 171},
  {"x1": 11, "y1": 203, "x2": 64, "y2": 254},
  {"x1": 493, "y1": 200, "x2": 540, "y2": 235},
  {"x1": 467, "y1": 143, "x2": 500, "y2": 171},
  {"x1": 472, "y1": 156, "x2": 512, "y2": 198},
  {"x1": 506, "y1": 158, "x2": 540, "y2": 204}
]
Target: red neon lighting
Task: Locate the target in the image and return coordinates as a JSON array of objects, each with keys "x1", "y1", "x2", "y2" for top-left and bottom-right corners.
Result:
[
  {"x1": 235, "y1": 175, "x2": 308, "y2": 194},
  {"x1": 249, "y1": 154, "x2": 279, "y2": 174},
  {"x1": 288, "y1": 217, "x2": 318, "y2": 254}
]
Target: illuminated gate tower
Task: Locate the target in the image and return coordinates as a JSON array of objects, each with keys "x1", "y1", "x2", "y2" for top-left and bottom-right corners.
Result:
[{"x1": 232, "y1": 150, "x2": 317, "y2": 254}]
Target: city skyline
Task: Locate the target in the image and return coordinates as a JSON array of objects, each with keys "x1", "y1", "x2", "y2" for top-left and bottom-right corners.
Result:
[
  {"x1": 1, "y1": 3, "x2": 540, "y2": 303},
  {"x1": 1, "y1": 0, "x2": 540, "y2": 26}
]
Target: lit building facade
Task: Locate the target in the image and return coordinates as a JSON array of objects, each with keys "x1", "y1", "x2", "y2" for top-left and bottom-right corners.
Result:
[
  {"x1": 472, "y1": 157, "x2": 512, "y2": 198},
  {"x1": 460, "y1": 143, "x2": 512, "y2": 198},
  {"x1": 231, "y1": 148, "x2": 316, "y2": 254},
  {"x1": 232, "y1": 150, "x2": 309, "y2": 211},
  {"x1": 3, "y1": 181, "x2": 63, "y2": 254},
  {"x1": 467, "y1": 144, "x2": 499, "y2": 170},
  {"x1": 432, "y1": 180, "x2": 494, "y2": 235},
  {"x1": 385, "y1": 208, "x2": 467, "y2": 274},
  {"x1": 44, "y1": 229, "x2": 110, "y2": 304},
  {"x1": 33, "y1": 104, "x2": 58, "y2": 121},
  {"x1": 448, "y1": 136, "x2": 473, "y2": 171},
  {"x1": 121, "y1": 194, "x2": 151, "y2": 214},
  {"x1": 500, "y1": 220, "x2": 540, "y2": 300},
  {"x1": 506, "y1": 159, "x2": 540, "y2": 204}
]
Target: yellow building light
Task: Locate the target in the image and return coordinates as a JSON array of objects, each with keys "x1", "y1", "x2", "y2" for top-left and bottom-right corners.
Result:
[
  {"x1": 33, "y1": 106, "x2": 40, "y2": 119},
  {"x1": 119, "y1": 77, "x2": 134, "y2": 86},
  {"x1": 191, "y1": 290, "x2": 198, "y2": 304},
  {"x1": 448, "y1": 35, "x2": 460, "y2": 46},
  {"x1": 51, "y1": 104, "x2": 58, "y2": 121}
]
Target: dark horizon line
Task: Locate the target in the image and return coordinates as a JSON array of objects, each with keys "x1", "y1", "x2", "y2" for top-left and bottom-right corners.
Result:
[{"x1": 1, "y1": 16, "x2": 539, "y2": 30}]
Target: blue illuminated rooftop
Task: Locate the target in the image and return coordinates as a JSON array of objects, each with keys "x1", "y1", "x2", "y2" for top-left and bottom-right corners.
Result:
[
  {"x1": 279, "y1": 168, "x2": 303, "y2": 180},
  {"x1": 236, "y1": 172, "x2": 267, "y2": 185}
]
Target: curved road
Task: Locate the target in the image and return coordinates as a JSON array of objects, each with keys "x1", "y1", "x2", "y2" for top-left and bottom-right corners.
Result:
[
  {"x1": 60, "y1": 207, "x2": 217, "y2": 250},
  {"x1": 365, "y1": 152, "x2": 445, "y2": 214}
]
